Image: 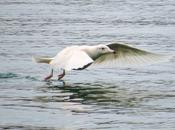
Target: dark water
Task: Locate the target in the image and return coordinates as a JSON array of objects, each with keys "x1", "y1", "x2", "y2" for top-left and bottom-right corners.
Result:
[{"x1": 0, "y1": 0, "x2": 175, "y2": 129}]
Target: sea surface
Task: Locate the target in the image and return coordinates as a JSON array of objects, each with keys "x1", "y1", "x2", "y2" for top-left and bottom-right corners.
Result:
[{"x1": 0, "y1": 0, "x2": 175, "y2": 130}]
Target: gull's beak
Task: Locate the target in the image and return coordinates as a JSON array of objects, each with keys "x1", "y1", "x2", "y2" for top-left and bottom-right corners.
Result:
[{"x1": 109, "y1": 48, "x2": 115, "y2": 53}]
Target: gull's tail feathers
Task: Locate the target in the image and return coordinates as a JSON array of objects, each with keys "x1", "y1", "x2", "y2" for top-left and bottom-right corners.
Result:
[{"x1": 32, "y1": 56, "x2": 54, "y2": 64}]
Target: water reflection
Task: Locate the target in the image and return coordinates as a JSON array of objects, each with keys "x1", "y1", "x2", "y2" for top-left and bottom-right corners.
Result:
[{"x1": 35, "y1": 81, "x2": 142, "y2": 112}]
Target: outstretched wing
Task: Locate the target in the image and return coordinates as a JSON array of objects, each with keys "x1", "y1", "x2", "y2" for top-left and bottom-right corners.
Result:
[
  {"x1": 92, "y1": 42, "x2": 169, "y2": 67},
  {"x1": 64, "y1": 50, "x2": 94, "y2": 71}
]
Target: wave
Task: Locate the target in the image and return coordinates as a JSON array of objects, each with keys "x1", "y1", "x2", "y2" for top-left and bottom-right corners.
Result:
[
  {"x1": 0, "y1": 72, "x2": 38, "y2": 81},
  {"x1": 0, "y1": 72, "x2": 18, "y2": 79}
]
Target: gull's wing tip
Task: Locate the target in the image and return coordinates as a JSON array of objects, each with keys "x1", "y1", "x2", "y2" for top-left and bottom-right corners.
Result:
[
  {"x1": 159, "y1": 54, "x2": 173, "y2": 60},
  {"x1": 166, "y1": 54, "x2": 175, "y2": 62}
]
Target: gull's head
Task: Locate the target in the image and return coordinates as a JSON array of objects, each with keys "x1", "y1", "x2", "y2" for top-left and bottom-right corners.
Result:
[{"x1": 96, "y1": 45, "x2": 114, "y2": 54}]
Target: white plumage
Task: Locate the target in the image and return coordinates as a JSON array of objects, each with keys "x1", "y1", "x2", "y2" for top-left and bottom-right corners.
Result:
[
  {"x1": 33, "y1": 42, "x2": 171, "y2": 80},
  {"x1": 50, "y1": 46, "x2": 94, "y2": 71}
]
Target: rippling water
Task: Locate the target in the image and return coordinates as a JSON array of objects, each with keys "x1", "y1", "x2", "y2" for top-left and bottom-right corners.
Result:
[{"x1": 0, "y1": 0, "x2": 175, "y2": 130}]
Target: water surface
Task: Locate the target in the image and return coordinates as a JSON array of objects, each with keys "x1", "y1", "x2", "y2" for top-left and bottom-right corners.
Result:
[{"x1": 0, "y1": 0, "x2": 175, "y2": 130}]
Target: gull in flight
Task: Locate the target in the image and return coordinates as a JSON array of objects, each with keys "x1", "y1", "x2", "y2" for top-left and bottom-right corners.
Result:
[{"x1": 33, "y1": 42, "x2": 170, "y2": 80}]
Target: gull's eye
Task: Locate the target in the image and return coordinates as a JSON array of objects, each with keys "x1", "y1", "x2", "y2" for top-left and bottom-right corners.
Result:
[{"x1": 101, "y1": 47, "x2": 105, "y2": 50}]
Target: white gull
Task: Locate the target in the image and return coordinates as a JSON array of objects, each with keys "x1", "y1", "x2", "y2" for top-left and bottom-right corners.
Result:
[{"x1": 33, "y1": 42, "x2": 170, "y2": 80}]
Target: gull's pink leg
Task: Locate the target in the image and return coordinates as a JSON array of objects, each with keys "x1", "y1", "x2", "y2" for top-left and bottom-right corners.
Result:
[
  {"x1": 58, "y1": 70, "x2": 65, "y2": 80},
  {"x1": 44, "y1": 69, "x2": 53, "y2": 81}
]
